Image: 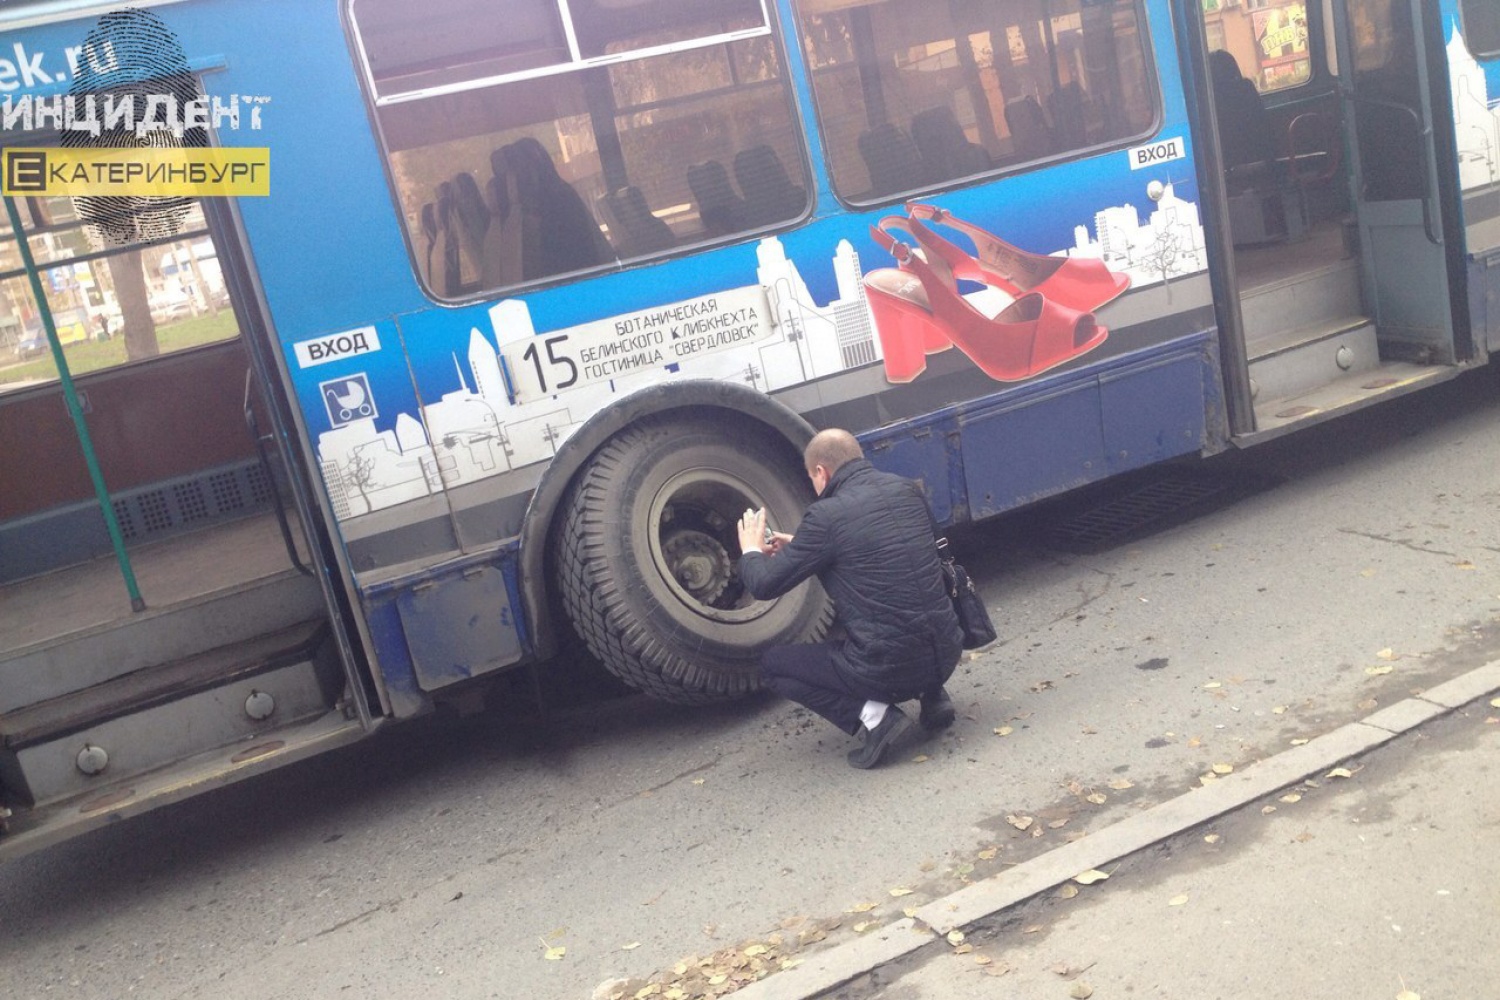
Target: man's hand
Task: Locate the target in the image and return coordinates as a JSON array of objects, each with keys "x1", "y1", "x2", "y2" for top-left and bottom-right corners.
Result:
[{"x1": 738, "y1": 508, "x2": 769, "y2": 556}]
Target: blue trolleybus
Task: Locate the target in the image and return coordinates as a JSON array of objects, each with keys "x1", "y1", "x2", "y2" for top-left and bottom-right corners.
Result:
[{"x1": 1, "y1": 0, "x2": 1497, "y2": 857}]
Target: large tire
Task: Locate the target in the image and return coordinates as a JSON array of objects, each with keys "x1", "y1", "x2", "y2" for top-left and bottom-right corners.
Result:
[{"x1": 557, "y1": 416, "x2": 832, "y2": 703}]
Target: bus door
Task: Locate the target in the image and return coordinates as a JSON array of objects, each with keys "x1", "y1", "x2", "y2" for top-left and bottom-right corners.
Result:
[
  {"x1": 1193, "y1": 0, "x2": 1463, "y2": 441},
  {"x1": 1339, "y1": 0, "x2": 1460, "y2": 363}
]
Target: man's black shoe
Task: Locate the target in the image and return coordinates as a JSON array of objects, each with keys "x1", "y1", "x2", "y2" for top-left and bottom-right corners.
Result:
[
  {"x1": 847, "y1": 706, "x2": 915, "y2": 769},
  {"x1": 919, "y1": 687, "x2": 956, "y2": 731}
]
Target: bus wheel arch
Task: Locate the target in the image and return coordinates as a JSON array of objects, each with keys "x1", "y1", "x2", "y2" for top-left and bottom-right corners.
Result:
[{"x1": 518, "y1": 381, "x2": 829, "y2": 701}]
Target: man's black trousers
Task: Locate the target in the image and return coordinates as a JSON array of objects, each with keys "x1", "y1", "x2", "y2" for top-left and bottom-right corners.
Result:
[{"x1": 761, "y1": 642, "x2": 940, "y2": 735}]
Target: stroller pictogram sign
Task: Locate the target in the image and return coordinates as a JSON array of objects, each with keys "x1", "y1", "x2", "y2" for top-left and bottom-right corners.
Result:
[{"x1": 321, "y1": 373, "x2": 377, "y2": 428}]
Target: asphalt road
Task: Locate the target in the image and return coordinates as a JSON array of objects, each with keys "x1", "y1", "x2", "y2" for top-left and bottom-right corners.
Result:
[{"x1": 5, "y1": 364, "x2": 1500, "y2": 1000}]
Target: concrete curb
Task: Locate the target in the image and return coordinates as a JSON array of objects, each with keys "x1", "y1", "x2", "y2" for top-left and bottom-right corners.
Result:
[{"x1": 727, "y1": 665, "x2": 1500, "y2": 1000}]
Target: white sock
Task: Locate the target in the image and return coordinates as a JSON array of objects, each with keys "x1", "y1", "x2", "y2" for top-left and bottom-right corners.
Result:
[{"x1": 860, "y1": 700, "x2": 889, "y2": 730}]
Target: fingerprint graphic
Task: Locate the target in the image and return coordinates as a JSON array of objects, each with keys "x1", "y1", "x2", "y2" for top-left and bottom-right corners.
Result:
[{"x1": 63, "y1": 8, "x2": 206, "y2": 245}]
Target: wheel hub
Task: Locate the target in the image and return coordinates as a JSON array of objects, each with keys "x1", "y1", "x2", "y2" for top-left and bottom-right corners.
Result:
[{"x1": 661, "y1": 530, "x2": 731, "y2": 605}]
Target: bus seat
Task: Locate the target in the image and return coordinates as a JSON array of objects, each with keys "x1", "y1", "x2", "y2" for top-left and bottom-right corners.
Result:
[
  {"x1": 602, "y1": 185, "x2": 676, "y2": 256},
  {"x1": 452, "y1": 171, "x2": 490, "y2": 262},
  {"x1": 688, "y1": 160, "x2": 749, "y2": 236},
  {"x1": 857, "y1": 123, "x2": 924, "y2": 199},
  {"x1": 1003, "y1": 97, "x2": 1054, "y2": 161},
  {"x1": 497, "y1": 137, "x2": 612, "y2": 282},
  {"x1": 910, "y1": 106, "x2": 990, "y2": 183},
  {"x1": 1047, "y1": 83, "x2": 1089, "y2": 150},
  {"x1": 733, "y1": 145, "x2": 806, "y2": 226},
  {"x1": 434, "y1": 180, "x2": 462, "y2": 296}
]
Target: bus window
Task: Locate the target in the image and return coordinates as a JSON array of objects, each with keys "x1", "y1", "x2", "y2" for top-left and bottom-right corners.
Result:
[
  {"x1": 350, "y1": 0, "x2": 811, "y2": 302},
  {"x1": 0, "y1": 197, "x2": 240, "y2": 395},
  {"x1": 1461, "y1": 0, "x2": 1500, "y2": 58},
  {"x1": 793, "y1": 0, "x2": 1158, "y2": 205},
  {"x1": 1205, "y1": 0, "x2": 1312, "y2": 95}
]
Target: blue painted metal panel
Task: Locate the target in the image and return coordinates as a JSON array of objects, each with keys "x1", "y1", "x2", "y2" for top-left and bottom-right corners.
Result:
[
  {"x1": 1100, "y1": 353, "x2": 1205, "y2": 475},
  {"x1": 396, "y1": 561, "x2": 523, "y2": 692},
  {"x1": 865, "y1": 429, "x2": 955, "y2": 526},
  {"x1": 961, "y1": 381, "x2": 1108, "y2": 519}
]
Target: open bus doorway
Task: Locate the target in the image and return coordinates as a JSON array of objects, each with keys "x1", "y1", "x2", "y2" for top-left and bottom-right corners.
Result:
[
  {"x1": 0, "y1": 187, "x2": 366, "y2": 853},
  {"x1": 1192, "y1": 0, "x2": 1463, "y2": 441}
]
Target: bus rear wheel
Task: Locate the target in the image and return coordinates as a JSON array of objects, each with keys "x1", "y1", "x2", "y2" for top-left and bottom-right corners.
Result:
[{"x1": 557, "y1": 417, "x2": 831, "y2": 704}]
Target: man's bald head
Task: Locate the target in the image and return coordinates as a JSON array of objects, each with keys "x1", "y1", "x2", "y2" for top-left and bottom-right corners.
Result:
[{"x1": 804, "y1": 428, "x2": 863, "y2": 479}]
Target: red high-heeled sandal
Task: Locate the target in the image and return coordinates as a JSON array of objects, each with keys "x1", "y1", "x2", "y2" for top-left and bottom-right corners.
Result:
[
  {"x1": 864, "y1": 223, "x2": 1107, "y2": 383},
  {"x1": 905, "y1": 202, "x2": 1130, "y2": 312}
]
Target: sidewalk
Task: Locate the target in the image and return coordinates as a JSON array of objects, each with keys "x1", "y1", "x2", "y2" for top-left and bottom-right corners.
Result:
[{"x1": 734, "y1": 666, "x2": 1500, "y2": 1000}]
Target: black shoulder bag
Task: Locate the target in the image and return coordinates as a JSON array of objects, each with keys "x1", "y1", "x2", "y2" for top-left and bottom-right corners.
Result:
[{"x1": 937, "y1": 537, "x2": 997, "y2": 649}]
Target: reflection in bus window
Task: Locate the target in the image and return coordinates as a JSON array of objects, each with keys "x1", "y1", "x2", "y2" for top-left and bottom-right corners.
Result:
[
  {"x1": 793, "y1": 0, "x2": 1158, "y2": 204},
  {"x1": 0, "y1": 198, "x2": 240, "y2": 395},
  {"x1": 350, "y1": 0, "x2": 810, "y2": 302}
]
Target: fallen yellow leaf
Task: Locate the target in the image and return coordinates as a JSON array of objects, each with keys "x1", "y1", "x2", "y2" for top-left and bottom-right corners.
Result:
[
  {"x1": 1212, "y1": 763, "x2": 1234, "y2": 775},
  {"x1": 665, "y1": 988, "x2": 686, "y2": 1000},
  {"x1": 974, "y1": 955, "x2": 993, "y2": 966},
  {"x1": 953, "y1": 942, "x2": 973, "y2": 954},
  {"x1": 853, "y1": 921, "x2": 877, "y2": 933},
  {"x1": 1074, "y1": 869, "x2": 1110, "y2": 885},
  {"x1": 543, "y1": 945, "x2": 566, "y2": 961},
  {"x1": 1071, "y1": 983, "x2": 1095, "y2": 999},
  {"x1": 889, "y1": 886, "x2": 914, "y2": 897},
  {"x1": 993, "y1": 726, "x2": 1014, "y2": 737},
  {"x1": 946, "y1": 930, "x2": 966, "y2": 946},
  {"x1": 1291, "y1": 738, "x2": 1310, "y2": 746},
  {"x1": 1280, "y1": 792, "x2": 1302, "y2": 803},
  {"x1": 1261, "y1": 805, "x2": 1277, "y2": 814},
  {"x1": 1490, "y1": 697, "x2": 1500, "y2": 709},
  {"x1": 1366, "y1": 665, "x2": 1394, "y2": 676},
  {"x1": 635, "y1": 985, "x2": 660, "y2": 999},
  {"x1": 845, "y1": 902, "x2": 878, "y2": 913},
  {"x1": 708, "y1": 974, "x2": 728, "y2": 986},
  {"x1": 911, "y1": 754, "x2": 930, "y2": 763},
  {"x1": 1108, "y1": 777, "x2": 1135, "y2": 790},
  {"x1": 1085, "y1": 792, "x2": 1107, "y2": 805},
  {"x1": 1057, "y1": 884, "x2": 1079, "y2": 899},
  {"x1": 1007, "y1": 814, "x2": 1034, "y2": 831},
  {"x1": 1454, "y1": 561, "x2": 1476, "y2": 571},
  {"x1": 743, "y1": 944, "x2": 768, "y2": 957},
  {"x1": 621, "y1": 942, "x2": 641, "y2": 951},
  {"x1": 1327, "y1": 767, "x2": 1354, "y2": 779},
  {"x1": 1272, "y1": 705, "x2": 1288, "y2": 715},
  {"x1": 1204, "y1": 833, "x2": 1221, "y2": 844},
  {"x1": 1203, "y1": 681, "x2": 1222, "y2": 690},
  {"x1": 1168, "y1": 894, "x2": 1189, "y2": 906},
  {"x1": 977, "y1": 847, "x2": 998, "y2": 861},
  {"x1": 1396, "y1": 990, "x2": 1420, "y2": 1000}
]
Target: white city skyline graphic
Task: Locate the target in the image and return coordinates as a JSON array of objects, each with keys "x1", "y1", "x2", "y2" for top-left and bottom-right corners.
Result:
[
  {"x1": 317, "y1": 184, "x2": 1209, "y2": 520},
  {"x1": 1449, "y1": 27, "x2": 1500, "y2": 191}
]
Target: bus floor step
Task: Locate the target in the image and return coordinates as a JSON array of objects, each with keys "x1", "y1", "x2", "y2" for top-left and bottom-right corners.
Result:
[
  {"x1": 1242, "y1": 361, "x2": 1460, "y2": 446},
  {"x1": 0, "y1": 621, "x2": 341, "y2": 807},
  {"x1": 0, "y1": 708, "x2": 371, "y2": 864}
]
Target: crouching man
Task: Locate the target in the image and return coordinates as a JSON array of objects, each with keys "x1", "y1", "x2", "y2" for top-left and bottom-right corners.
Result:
[{"x1": 736, "y1": 428, "x2": 962, "y2": 768}]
